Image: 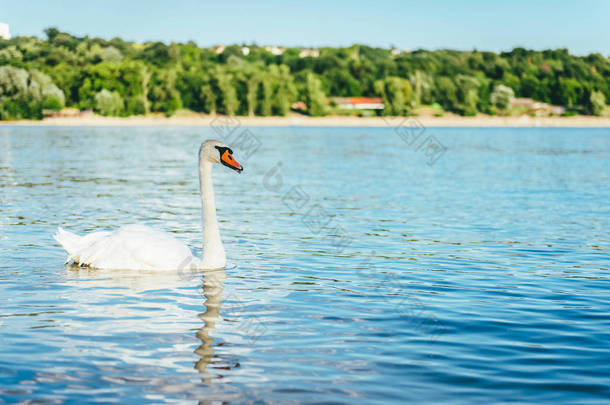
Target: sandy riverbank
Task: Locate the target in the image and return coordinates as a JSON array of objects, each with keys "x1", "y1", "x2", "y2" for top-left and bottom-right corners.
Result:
[{"x1": 2, "y1": 112, "x2": 610, "y2": 127}]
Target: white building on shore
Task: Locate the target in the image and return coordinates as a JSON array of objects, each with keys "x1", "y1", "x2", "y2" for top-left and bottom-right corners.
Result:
[
  {"x1": 0, "y1": 23, "x2": 11, "y2": 40},
  {"x1": 265, "y1": 46, "x2": 285, "y2": 55},
  {"x1": 299, "y1": 49, "x2": 319, "y2": 58}
]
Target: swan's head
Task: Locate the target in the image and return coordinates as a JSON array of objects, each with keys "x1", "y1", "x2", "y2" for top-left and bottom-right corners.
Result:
[{"x1": 200, "y1": 139, "x2": 243, "y2": 173}]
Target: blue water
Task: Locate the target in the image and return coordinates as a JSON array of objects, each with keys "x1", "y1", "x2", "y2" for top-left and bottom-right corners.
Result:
[{"x1": 1, "y1": 126, "x2": 609, "y2": 404}]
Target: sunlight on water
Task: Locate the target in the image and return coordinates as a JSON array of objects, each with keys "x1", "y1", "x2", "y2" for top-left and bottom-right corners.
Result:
[{"x1": 1, "y1": 126, "x2": 609, "y2": 403}]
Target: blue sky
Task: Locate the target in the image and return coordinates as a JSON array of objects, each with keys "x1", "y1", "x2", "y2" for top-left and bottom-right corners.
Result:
[{"x1": 1, "y1": 0, "x2": 608, "y2": 55}]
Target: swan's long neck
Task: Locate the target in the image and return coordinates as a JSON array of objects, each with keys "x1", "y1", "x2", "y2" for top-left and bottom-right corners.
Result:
[{"x1": 199, "y1": 159, "x2": 226, "y2": 269}]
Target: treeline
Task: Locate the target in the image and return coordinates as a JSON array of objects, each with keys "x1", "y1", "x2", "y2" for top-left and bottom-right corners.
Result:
[{"x1": 0, "y1": 27, "x2": 608, "y2": 119}]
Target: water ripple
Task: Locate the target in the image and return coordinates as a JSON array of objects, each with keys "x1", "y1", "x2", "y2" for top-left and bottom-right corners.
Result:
[{"x1": 0, "y1": 126, "x2": 609, "y2": 403}]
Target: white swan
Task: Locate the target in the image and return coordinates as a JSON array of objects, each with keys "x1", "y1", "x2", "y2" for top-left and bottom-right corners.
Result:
[{"x1": 54, "y1": 139, "x2": 243, "y2": 271}]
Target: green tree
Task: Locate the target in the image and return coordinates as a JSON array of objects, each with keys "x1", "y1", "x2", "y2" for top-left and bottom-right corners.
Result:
[
  {"x1": 95, "y1": 89, "x2": 123, "y2": 116},
  {"x1": 246, "y1": 74, "x2": 259, "y2": 117},
  {"x1": 589, "y1": 90, "x2": 606, "y2": 116},
  {"x1": 258, "y1": 74, "x2": 273, "y2": 117},
  {"x1": 200, "y1": 84, "x2": 217, "y2": 115},
  {"x1": 410, "y1": 70, "x2": 433, "y2": 106},
  {"x1": 375, "y1": 76, "x2": 412, "y2": 115},
  {"x1": 305, "y1": 73, "x2": 327, "y2": 116},
  {"x1": 0, "y1": 67, "x2": 65, "y2": 118},
  {"x1": 149, "y1": 68, "x2": 182, "y2": 116},
  {"x1": 0, "y1": 46, "x2": 23, "y2": 64},
  {"x1": 119, "y1": 61, "x2": 150, "y2": 114},
  {"x1": 0, "y1": 65, "x2": 29, "y2": 98},
  {"x1": 558, "y1": 78, "x2": 583, "y2": 108},
  {"x1": 455, "y1": 74, "x2": 480, "y2": 116},
  {"x1": 44, "y1": 27, "x2": 60, "y2": 43},
  {"x1": 0, "y1": 66, "x2": 31, "y2": 119},
  {"x1": 216, "y1": 71, "x2": 239, "y2": 115},
  {"x1": 490, "y1": 84, "x2": 515, "y2": 111},
  {"x1": 501, "y1": 73, "x2": 520, "y2": 94},
  {"x1": 273, "y1": 64, "x2": 296, "y2": 116},
  {"x1": 100, "y1": 46, "x2": 123, "y2": 62},
  {"x1": 520, "y1": 74, "x2": 540, "y2": 98},
  {"x1": 434, "y1": 76, "x2": 458, "y2": 111}
]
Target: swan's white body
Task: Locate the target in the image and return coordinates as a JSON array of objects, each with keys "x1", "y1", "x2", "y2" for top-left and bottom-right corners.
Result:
[
  {"x1": 54, "y1": 140, "x2": 242, "y2": 271},
  {"x1": 54, "y1": 225, "x2": 201, "y2": 271}
]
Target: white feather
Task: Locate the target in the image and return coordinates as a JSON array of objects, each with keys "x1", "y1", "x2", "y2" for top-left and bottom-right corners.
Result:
[{"x1": 54, "y1": 225, "x2": 200, "y2": 271}]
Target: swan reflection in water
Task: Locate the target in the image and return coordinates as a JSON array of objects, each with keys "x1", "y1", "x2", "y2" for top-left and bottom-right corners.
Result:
[
  {"x1": 62, "y1": 265, "x2": 238, "y2": 381},
  {"x1": 195, "y1": 268, "x2": 230, "y2": 378}
]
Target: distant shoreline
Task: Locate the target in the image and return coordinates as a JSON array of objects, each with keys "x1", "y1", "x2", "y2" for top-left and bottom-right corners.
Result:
[{"x1": 2, "y1": 113, "x2": 610, "y2": 128}]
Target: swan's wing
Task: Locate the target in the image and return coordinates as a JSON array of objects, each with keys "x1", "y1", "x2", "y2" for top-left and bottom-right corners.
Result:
[
  {"x1": 115, "y1": 225, "x2": 197, "y2": 270},
  {"x1": 60, "y1": 225, "x2": 197, "y2": 271},
  {"x1": 54, "y1": 228, "x2": 113, "y2": 264}
]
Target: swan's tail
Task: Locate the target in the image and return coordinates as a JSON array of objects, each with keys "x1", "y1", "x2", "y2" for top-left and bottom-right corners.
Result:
[{"x1": 54, "y1": 227, "x2": 82, "y2": 262}]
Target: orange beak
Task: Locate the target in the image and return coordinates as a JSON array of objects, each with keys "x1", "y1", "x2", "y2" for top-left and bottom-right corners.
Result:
[{"x1": 220, "y1": 150, "x2": 243, "y2": 173}]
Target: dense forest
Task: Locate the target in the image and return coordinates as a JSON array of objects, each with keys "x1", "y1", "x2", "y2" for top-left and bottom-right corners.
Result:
[{"x1": 0, "y1": 28, "x2": 608, "y2": 119}]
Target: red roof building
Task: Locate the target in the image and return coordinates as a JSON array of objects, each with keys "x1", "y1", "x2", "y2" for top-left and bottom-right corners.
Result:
[{"x1": 331, "y1": 97, "x2": 384, "y2": 110}]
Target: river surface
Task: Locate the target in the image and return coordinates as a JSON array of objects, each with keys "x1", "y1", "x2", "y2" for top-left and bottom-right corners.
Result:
[{"x1": 1, "y1": 125, "x2": 609, "y2": 404}]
